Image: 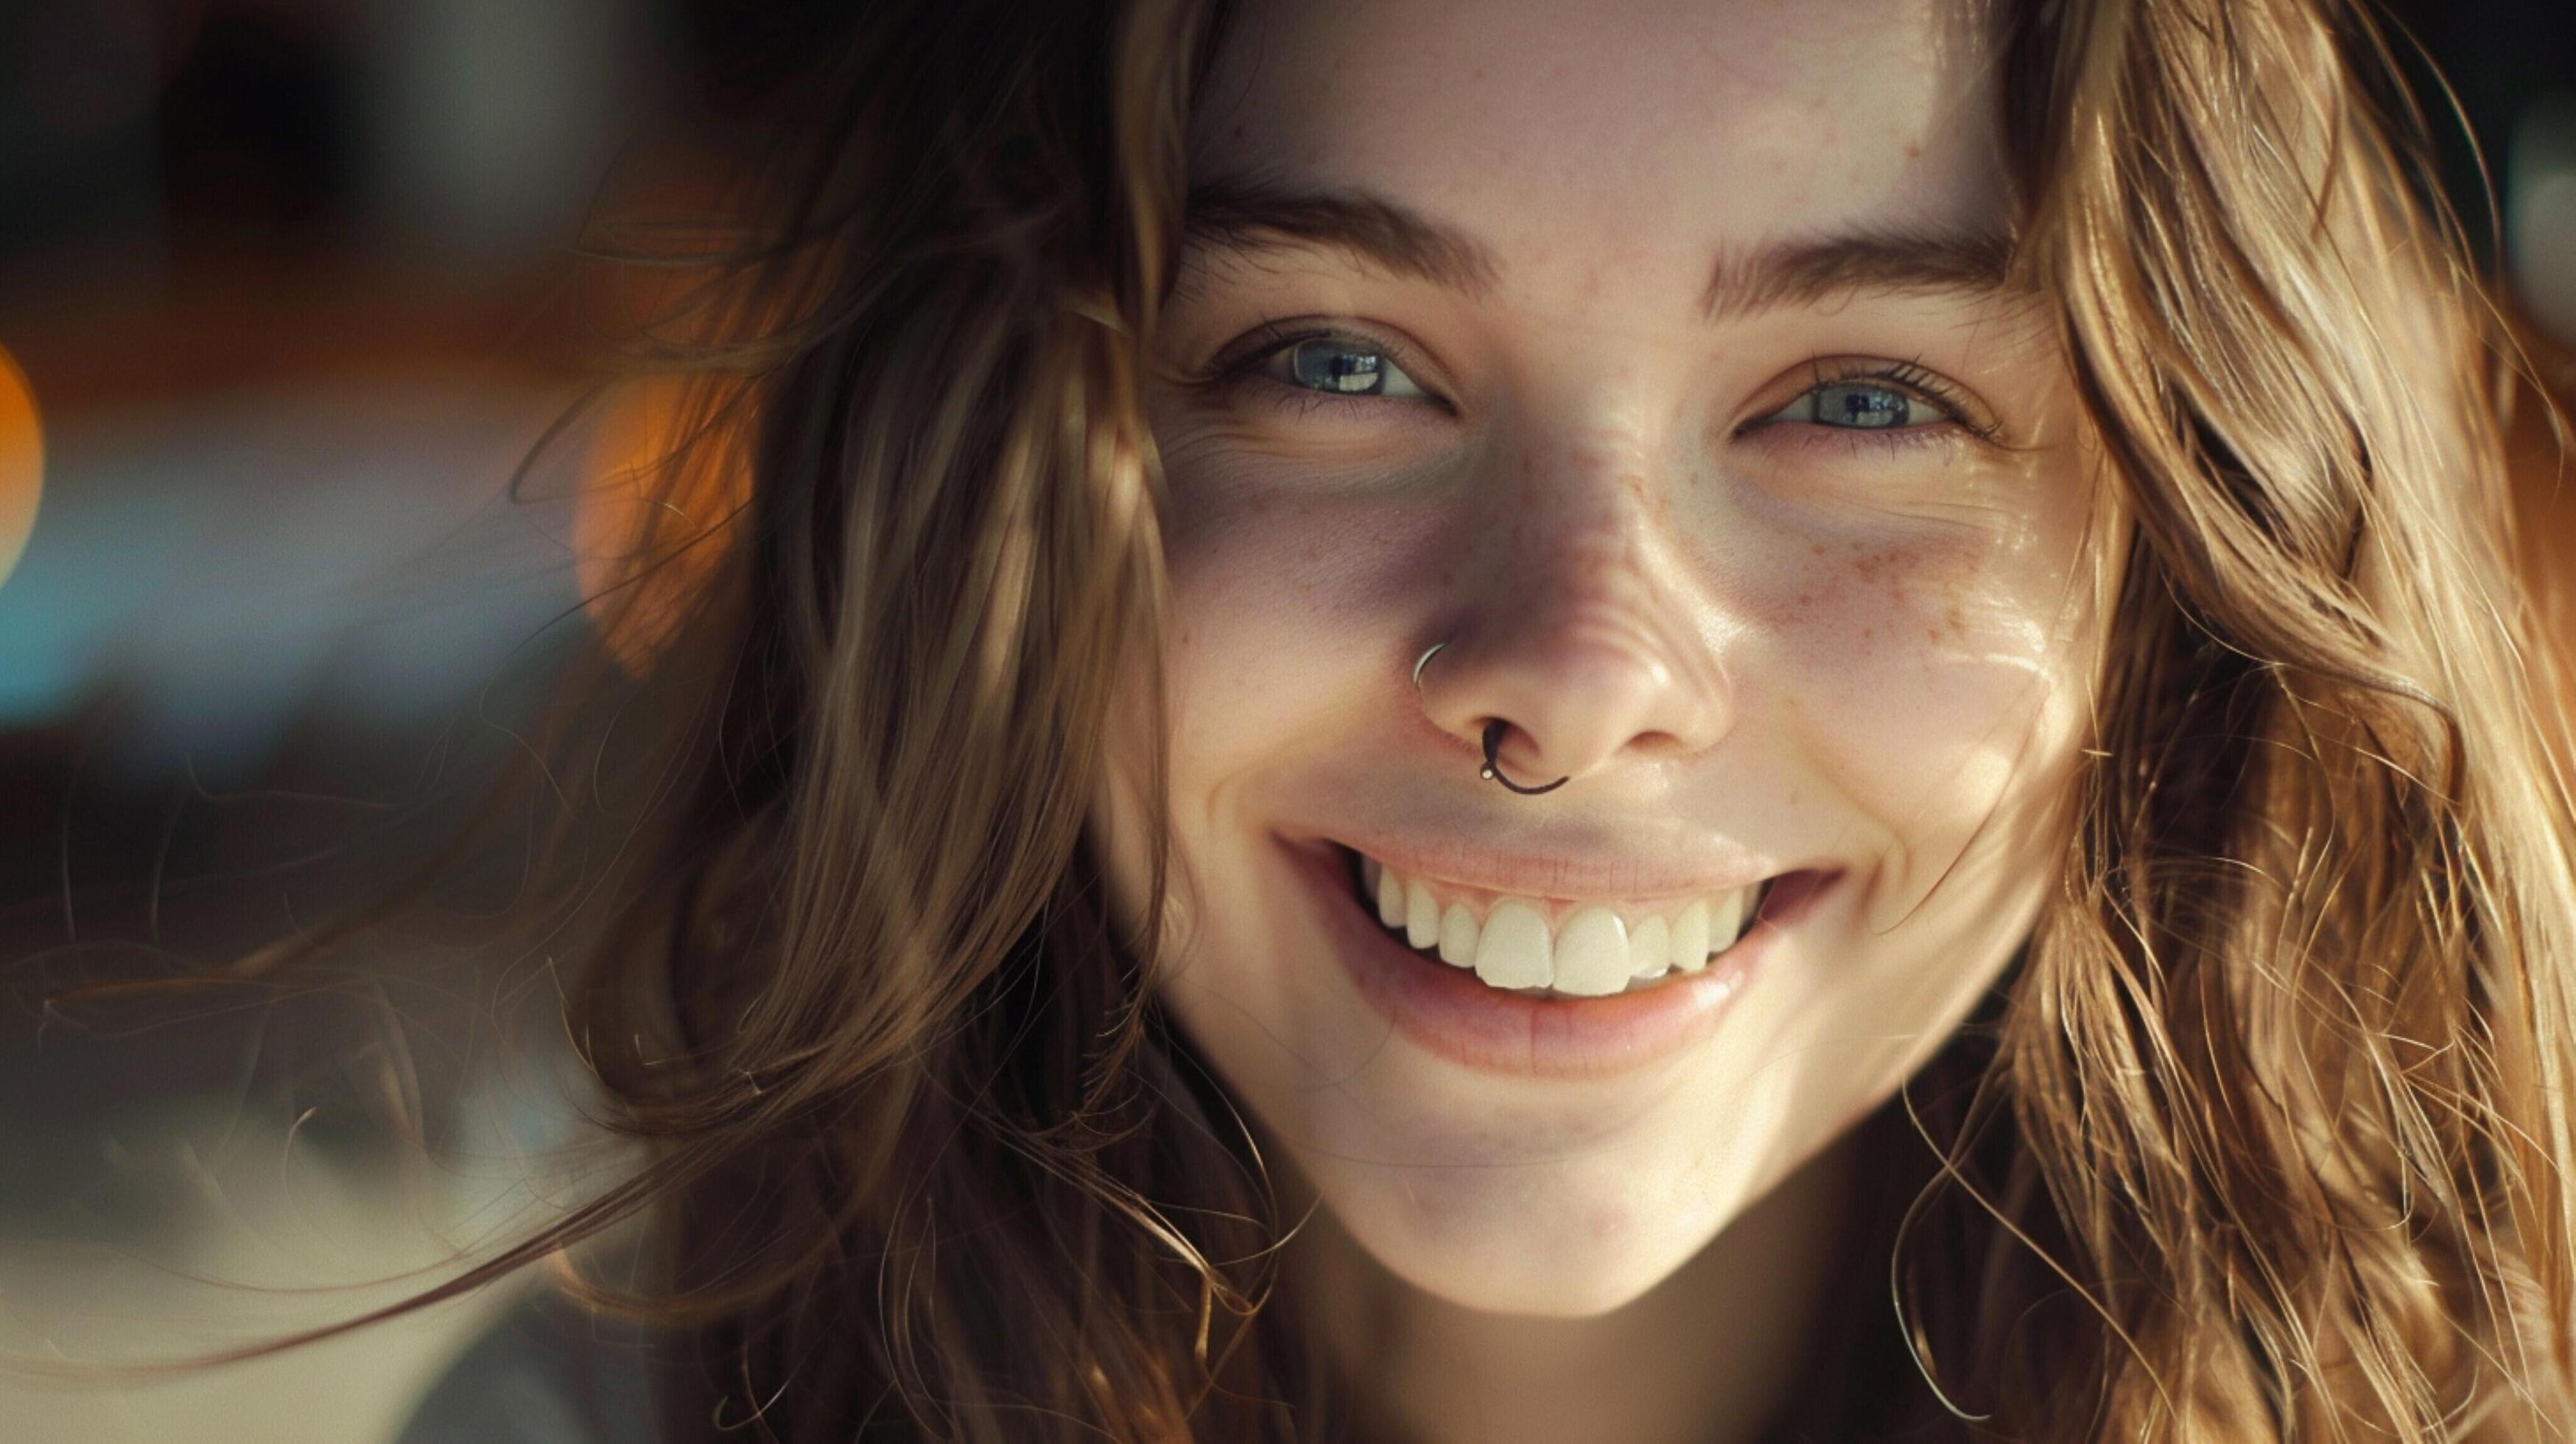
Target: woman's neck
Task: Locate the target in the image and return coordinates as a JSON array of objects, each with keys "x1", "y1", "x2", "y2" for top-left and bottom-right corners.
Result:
[{"x1": 1287, "y1": 1132, "x2": 1867, "y2": 1444}]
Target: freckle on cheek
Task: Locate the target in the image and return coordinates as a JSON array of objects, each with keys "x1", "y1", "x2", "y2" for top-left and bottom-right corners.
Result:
[{"x1": 1847, "y1": 543, "x2": 1889, "y2": 586}]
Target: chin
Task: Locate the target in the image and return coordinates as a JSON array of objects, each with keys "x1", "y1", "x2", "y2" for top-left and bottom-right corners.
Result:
[{"x1": 1308, "y1": 1132, "x2": 1765, "y2": 1318}]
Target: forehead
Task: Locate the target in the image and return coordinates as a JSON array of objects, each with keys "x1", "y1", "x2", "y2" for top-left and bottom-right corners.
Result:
[{"x1": 1193, "y1": 0, "x2": 2007, "y2": 281}]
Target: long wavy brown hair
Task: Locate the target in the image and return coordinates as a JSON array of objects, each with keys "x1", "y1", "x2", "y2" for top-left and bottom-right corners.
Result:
[{"x1": 267, "y1": 0, "x2": 2576, "y2": 1437}]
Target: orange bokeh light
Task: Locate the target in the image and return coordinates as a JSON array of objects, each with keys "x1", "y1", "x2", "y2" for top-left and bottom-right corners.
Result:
[
  {"x1": 575, "y1": 374, "x2": 748, "y2": 672},
  {"x1": 0, "y1": 345, "x2": 41, "y2": 589}
]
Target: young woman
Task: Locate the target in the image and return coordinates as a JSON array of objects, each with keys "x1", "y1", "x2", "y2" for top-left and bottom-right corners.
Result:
[{"x1": 395, "y1": 0, "x2": 2576, "y2": 1438}]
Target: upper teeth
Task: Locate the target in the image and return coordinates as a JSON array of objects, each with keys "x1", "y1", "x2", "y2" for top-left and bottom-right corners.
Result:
[{"x1": 1360, "y1": 855, "x2": 1761, "y2": 998}]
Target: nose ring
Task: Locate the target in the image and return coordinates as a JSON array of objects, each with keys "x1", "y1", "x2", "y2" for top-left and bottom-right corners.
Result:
[
  {"x1": 1412, "y1": 641, "x2": 1445, "y2": 692},
  {"x1": 1411, "y1": 641, "x2": 1570, "y2": 796}
]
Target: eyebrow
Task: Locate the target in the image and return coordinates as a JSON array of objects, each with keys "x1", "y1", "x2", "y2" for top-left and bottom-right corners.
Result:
[
  {"x1": 1184, "y1": 177, "x2": 1503, "y2": 297},
  {"x1": 1698, "y1": 228, "x2": 2021, "y2": 321},
  {"x1": 1180, "y1": 176, "x2": 2021, "y2": 319}
]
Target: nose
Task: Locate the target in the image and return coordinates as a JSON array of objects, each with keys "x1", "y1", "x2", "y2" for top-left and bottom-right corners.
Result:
[{"x1": 1415, "y1": 460, "x2": 1730, "y2": 788}]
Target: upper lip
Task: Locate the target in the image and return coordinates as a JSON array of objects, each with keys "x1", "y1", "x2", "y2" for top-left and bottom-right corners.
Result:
[{"x1": 1296, "y1": 828, "x2": 1797, "y2": 903}]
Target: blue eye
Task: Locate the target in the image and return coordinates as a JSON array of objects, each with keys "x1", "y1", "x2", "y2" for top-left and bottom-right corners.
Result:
[
  {"x1": 1770, "y1": 381, "x2": 1939, "y2": 430},
  {"x1": 1270, "y1": 337, "x2": 1430, "y2": 399}
]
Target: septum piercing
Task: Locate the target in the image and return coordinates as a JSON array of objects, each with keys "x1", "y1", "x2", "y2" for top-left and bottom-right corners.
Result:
[
  {"x1": 1480, "y1": 719, "x2": 1570, "y2": 795},
  {"x1": 1411, "y1": 641, "x2": 1571, "y2": 796}
]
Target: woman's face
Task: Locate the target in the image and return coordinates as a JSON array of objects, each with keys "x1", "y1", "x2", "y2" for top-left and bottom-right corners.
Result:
[{"x1": 1111, "y1": 0, "x2": 2108, "y2": 1316}]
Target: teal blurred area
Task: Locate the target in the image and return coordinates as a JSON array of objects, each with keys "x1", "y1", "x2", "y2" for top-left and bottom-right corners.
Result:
[{"x1": 0, "y1": 375, "x2": 579, "y2": 748}]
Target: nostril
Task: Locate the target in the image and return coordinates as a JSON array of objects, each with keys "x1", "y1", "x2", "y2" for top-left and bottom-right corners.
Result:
[{"x1": 1624, "y1": 729, "x2": 1691, "y2": 758}]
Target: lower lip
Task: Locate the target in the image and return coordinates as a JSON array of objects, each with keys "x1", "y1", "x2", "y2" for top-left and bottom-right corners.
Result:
[{"x1": 1288, "y1": 841, "x2": 1831, "y2": 1080}]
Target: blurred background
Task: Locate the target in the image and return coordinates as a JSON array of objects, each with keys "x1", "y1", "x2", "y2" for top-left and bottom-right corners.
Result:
[
  {"x1": 0, "y1": 3, "x2": 716, "y2": 1440},
  {"x1": 0, "y1": 3, "x2": 2569, "y2": 1441}
]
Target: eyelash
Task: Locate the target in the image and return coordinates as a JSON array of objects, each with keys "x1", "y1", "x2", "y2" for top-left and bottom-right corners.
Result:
[{"x1": 1198, "y1": 321, "x2": 1996, "y2": 450}]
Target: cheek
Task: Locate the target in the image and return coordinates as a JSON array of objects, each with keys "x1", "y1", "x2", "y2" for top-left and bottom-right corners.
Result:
[
  {"x1": 1151, "y1": 458, "x2": 1447, "y2": 787},
  {"x1": 1763, "y1": 530, "x2": 2060, "y2": 709},
  {"x1": 1709, "y1": 509, "x2": 2098, "y2": 1143},
  {"x1": 1741, "y1": 504, "x2": 2097, "y2": 898}
]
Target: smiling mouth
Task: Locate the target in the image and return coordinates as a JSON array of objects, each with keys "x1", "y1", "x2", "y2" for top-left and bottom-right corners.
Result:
[{"x1": 1338, "y1": 846, "x2": 1772, "y2": 1000}]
